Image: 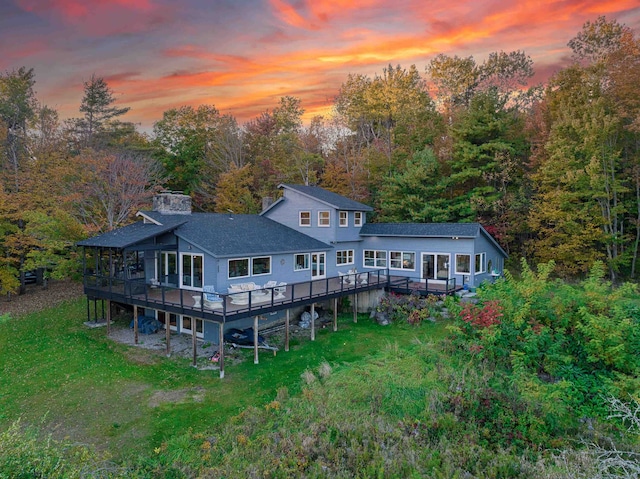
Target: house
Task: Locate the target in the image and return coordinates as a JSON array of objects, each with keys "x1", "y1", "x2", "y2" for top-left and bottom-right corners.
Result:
[{"x1": 78, "y1": 184, "x2": 507, "y2": 359}]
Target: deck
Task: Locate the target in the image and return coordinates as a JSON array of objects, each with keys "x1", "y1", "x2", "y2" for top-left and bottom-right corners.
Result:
[{"x1": 84, "y1": 270, "x2": 389, "y2": 323}]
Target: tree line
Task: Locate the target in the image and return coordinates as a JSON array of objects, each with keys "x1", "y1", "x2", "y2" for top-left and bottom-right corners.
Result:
[{"x1": 1, "y1": 16, "x2": 639, "y2": 294}]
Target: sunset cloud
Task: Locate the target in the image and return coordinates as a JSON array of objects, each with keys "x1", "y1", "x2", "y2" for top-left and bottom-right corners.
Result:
[{"x1": 2, "y1": 0, "x2": 639, "y2": 131}]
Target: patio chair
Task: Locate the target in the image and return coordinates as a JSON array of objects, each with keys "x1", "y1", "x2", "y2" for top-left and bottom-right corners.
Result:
[
  {"x1": 339, "y1": 271, "x2": 354, "y2": 285},
  {"x1": 273, "y1": 282, "x2": 287, "y2": 299},
  {"x1": 263, "y1": 280, "x2": 278, "y2": 289},
  {"x1": 358, "y1": 273, "x2": 368, "y2": 285},
  {"x1": 203, "y1": 285, "x2": 223, "y2": 309}
]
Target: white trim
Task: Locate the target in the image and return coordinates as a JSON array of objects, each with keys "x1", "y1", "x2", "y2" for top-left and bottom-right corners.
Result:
[
  {"x1": 354, "y1": 211, "x2": 363, "y2": 227},
  {"x1": 339, "y1": 211, "x2": 348, "y2": 227},
  {"x1": 180, "y1": 315, "x2": 204, "y2": 338},
  {"x1": 251, "y1": 256, "x2": 272, "y2": 276},
  {"x1": 455, "y1": 253, "x2": 471, "y2": 275},
  {"x1": 389, "y1": 251, "x2": 416, "y2": 271},
  {"x1": 336, "y1": 249, "x2": 354, "y2": 265},
  {"x1": 475, "y1": 252, "x2": 486, "y2": 274},
  {"x1": 179, "y1": 252, "x2": 204, "y2": 291},
  {"x1": 318, "y1": 211, "x2": 330, "y2": 227},
  {"x1": 311, "y1": 252, "x2": 326, "y2": 279},
  {"x1": 228, "y1": 257, "x2": 250, "y2": 280},
  {"x1": 363, "y1": 249, "x2": 387, "y2": 268},
  {"x1": 136, "y1": 211, "x2": 162, "y2": 225},
  {"x1": 294, "y1": 253, "x2": 310, "y2": 271},
  {"x1": 299, "y1": 211, "x2": 311, "y2": 227},
  {"x1": 157, "y1": 310, "x2": 178, "y2": 331}
]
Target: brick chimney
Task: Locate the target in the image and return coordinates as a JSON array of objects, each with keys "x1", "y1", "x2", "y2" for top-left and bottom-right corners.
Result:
[{"x1": 153, "y1": 192, "x2": 192, "y2": 215}]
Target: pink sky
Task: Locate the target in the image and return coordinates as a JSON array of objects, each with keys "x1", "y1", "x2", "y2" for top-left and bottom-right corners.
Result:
[{"x1": 1, "y1": 0, "x2": 639, "y2": 132}]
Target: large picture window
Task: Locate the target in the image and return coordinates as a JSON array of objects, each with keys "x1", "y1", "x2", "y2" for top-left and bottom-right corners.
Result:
[
  {"x1": 228, "y1": 258, "x2": 249, "y2": 278},
  {"x1": 299, "y1": 211, "x2": 310, "y2": 226},
  {"x1": 181, "y1": 253, "x2": 203, "y2": 289},
  {"x1": 455, "y1": 254, "x2": 471, "y2": 274},
  {"x1": 475, "y1": 253, "x2": 486, "y2": 274},
  {"x1": 390, "y1": 251, "x2": 415, "y2": 270},
  {"x1": 336, "y1": 249, "x2": 354, "y2": 265},
  {"x1": 252, "y1": 256, "x2": 271, "y2": 275},
  {"x1": 294, "y1": 253, "x2": 310, "y2": 271},
  {"x1": 318, "y1": 211, "x2": 330, "y2": 227},
  {"x1": 364, "y1": 250, "x2": 386, "y2": 268}
]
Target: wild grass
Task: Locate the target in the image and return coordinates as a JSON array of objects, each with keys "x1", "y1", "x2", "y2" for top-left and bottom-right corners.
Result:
[{"x1": 0, "y1": 297, "x2": 442, "y2": 462}]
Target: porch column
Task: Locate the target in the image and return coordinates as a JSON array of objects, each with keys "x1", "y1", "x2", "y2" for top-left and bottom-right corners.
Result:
[
  {"x1": 254, "y1": 316, "x2": 259, "y2": 364},
  {"x1": 133, "y1": 305, "x2": 139, "y2": 344},
  {"x1": 333, "y1": 298, "x2": 338, "y2": 332},
  {"x1": 285, "y1": 309, "x2": 290, "y2": 352},
  {"x1": 192, "y1": 323, "x2": 197, "y2": 367},
  {"x1": 165, "y1": 311, "x2": 171, "y2": 356},
  {"x1": 353, "y1": 294, "x2": 358, "y2": 323},
  {"x1": 219, "y1": 322, "x2": 225, "y2": 379},
  {"x1": 310, "y1": 303, "x2": 315, "y2": 341},
  {"x1": 106, "y1": 300, "x2": 111, "y2": 335}
]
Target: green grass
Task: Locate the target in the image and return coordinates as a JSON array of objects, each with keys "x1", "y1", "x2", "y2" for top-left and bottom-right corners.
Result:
[{"x1": 0, "y1": 298, "x2": 448, "y2": 460}]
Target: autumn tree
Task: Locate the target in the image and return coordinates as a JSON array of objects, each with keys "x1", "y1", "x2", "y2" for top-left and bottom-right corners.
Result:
[
  {"x1": 213, "y1": 164, "x2": 260, "y2": 214},
  {"x1": 69, "y1": 149, "x2": 164, "y2": 233}
]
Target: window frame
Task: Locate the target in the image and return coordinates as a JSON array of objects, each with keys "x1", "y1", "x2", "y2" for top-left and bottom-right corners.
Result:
[
  {"x1": 363, "y1": 249, "x2": 387, "y2": 268},
  {"x1": 455, "y1": 254, "x2": 471, "y2": 275},
  {"x1": 294, "y1": 253, "x2": 310, "y2": 271},
  {"x1": 354, "y1": 211, "x2": 363, "y2": 227},
  {"x1": 252, "y1": 256, "x2": 271, "y2": 276},
  {"x1": 180, "y1": 252, "x2": 204, "y2": 290},
  {"x1": 389, "y1": 251, "x2": 416, "y2": 271},
  {"x1": 336, "y1": 249, "x2": 354, "y2": 265},
  {"x1": 318, "y1": 210, "x2": 330, "y2": 227},
  {"x1": 475, "y1": 253, "x2": 486, "y2": 274},
  {"x1": 228, "y1": 257, "x2": 250, "y2": 279},
  {"x1": 299, "y1": 211, "x2": 311, "y2": 227},
  {"x1": 339, "y1": 211, "x2": 348, "y2": 227}
]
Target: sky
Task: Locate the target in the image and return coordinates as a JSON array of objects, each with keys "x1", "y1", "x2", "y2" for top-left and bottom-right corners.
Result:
[{"x1": 1, "y1": 0, "x2": 639, "y2": 132}]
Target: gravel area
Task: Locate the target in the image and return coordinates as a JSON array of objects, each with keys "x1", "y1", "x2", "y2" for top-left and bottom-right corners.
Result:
[{"x1": 0, "y1": 279, "x2": 84, "y2": 317}]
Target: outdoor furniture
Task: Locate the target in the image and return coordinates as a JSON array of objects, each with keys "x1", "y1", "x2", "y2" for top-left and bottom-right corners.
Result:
[
  {"x1": 358, "y1": 273, "x2": 368, "y2": 285},
  {"x1": 263, "y1": 280, "x2": 278, "y2": 289},
  {"x1": 203, "y1": 286, "x2": 223, "y2": 309},
  {"x1": 339, "y1": 271, "x2": 355, "y2": 285},
  {"x1": 274, "y1": 282, "x2": 287, "y2": 299}
]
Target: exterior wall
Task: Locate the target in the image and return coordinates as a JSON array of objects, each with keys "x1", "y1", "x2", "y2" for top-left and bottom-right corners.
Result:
[
  {"x1": 263, "y1": 190, "x2": 364, "y2": 244},
  {"x1": 472, "y1": 233, "x2": 505, "y2": 286}
]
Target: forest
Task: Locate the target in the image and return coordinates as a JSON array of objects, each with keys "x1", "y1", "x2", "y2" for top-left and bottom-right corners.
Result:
[{"x1": 1, "y1": 16, "x2": 639, "y2": 294}]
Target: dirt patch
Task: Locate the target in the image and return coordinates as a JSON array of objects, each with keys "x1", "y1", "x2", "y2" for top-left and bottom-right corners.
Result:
[
  {"x1": 0, "y1": 279, "x2": 84, "y2": 317},
  {"x1": 148, "y1": 387, "x2": 206, "y2": 408}
]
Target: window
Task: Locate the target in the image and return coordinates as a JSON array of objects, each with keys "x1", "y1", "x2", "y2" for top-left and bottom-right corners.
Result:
[
  {"x1": 181, "y1": 315, "x2": 203, "y2": 338},
  {"x1": 157, "y1": 311, "x2": 178, "y2": 331},
  {"x1": 455, "y1": 254, "x2": 471, "y2": 274},
  {"x1": 390, "y1": 251, "x2": 415, "y2": 270},
  {"x1": 252, "y1": 256, "x2": 271, "y2": 275},
  {"x1": 228, "y1": 258, "x2": 249, "y2": 279},
  {"x1": 181, "y1": 253, "x2": 203, "y2": 289},
  {"x1": 318, "y1": 211, "x2": 330, "y2": 227},
  {"x1": 336, "y1": 249, "x2": 354, "y2": 265},
  {"x1": 299, "y1": 211, "x2": 311, "y2": 226},
  {"x1": 354, "y1": 212, "x2": 363, "y2": 227},
  {"x1": 364, "y1": 250, "x2": 386, "y2": 268},
  {"x1": 339, "y1": 211, "x2": 348, "y2": 227},
  {"x1": 475, "y1": 253, "x2": 486, "y2": 274},
  {"x1": 294, "y1": 253, "x2": 310, "y2": 271}
]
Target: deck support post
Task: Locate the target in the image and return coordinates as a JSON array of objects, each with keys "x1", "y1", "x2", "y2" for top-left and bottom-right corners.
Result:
[
  {"x1": 353, "y1": 294, "x2": 358, "y2": 323},
  {"x1": 165, "y1": 311, "x2": 171, "y2": 356},
  {"x1": 218, "y1": 322, "x2": 225, "y2": 379},
  {"x1": 285, "y1": 309, "x2": 290, "y2": 352},
  {"x1": 133, "y1": 305, "x2": 139, "y2": 344},
  {"x1": 333, "y1": 298, "x2": 338, "y2": 332},
  {"x1": 106, "y1": 300, "x2": 111, "y2": 335},
  {"x1": 310, "y1": 303, "x2": 316, "y2": 341},
  {"x1": 192, "y1": 322, "x2": 197, "y2": 367},
  {"x1": 254, "y1": 316, "x2": 259, "y2": 364}
]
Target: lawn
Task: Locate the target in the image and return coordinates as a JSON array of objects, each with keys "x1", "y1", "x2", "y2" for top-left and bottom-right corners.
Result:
[{"x1": 0, "y1": 297, "x2": 449, "y2": 460}]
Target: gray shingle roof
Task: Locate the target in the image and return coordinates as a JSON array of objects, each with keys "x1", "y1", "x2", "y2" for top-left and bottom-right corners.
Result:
[
  {"x1": 143, "y1": 211, "x2": 330, "y2": 257},
  {"x1": 76, "y1": 220, "x2": 186, "y2": 248},
  {"x1": 360, "y1": 222, "x2": 507, "y2": 257},
  {"x1": 280, "y1": 184, "x2": 373, "y2": 211},
  {"x1": 359, "y1": 223, "x2": 481, "y2": 238}
]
